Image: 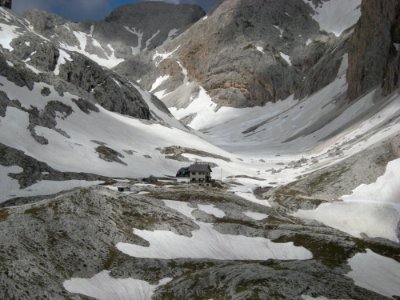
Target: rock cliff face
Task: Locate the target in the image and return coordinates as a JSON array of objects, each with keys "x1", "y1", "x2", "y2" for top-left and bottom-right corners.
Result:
[
  {"x1": 128, "y1": 0, "x2": 357, "y2": 109},
  {"x1": 347, "y1": 0, "x2": 400, "y2": 100},
  {"x1": 103, "y1": 2, "x2": 205, "y2": 51},
  {"x1": 154, "y1": 0, "x2": 322, "y2": 107}
]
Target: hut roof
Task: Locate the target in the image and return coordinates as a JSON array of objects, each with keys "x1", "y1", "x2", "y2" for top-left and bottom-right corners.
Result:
[{"x1": 188, "y1": 164, "x2": 212, "y2": 173}]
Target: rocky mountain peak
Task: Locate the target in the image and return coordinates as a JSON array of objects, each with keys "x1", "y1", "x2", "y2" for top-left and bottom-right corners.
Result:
[
  {"x1": 102, "y1": 1, "x2": 205, "y2": 51},
  {"x1": 23, "y1": 10, "x2": 68, "y2": 34},
  {"x1": 135, "y1": 0, "x2": 331, "y2": 108}
]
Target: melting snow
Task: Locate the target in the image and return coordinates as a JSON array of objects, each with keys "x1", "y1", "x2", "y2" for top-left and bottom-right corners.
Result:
[
  {"x1": 197, "y1": 204, "x2": 225, "y2": 218},
  {"x1": 117, "y1": 200, "x2": 312, "y2": 260},
  {"x1": 60, "y1": 32, "x2": 124, "y2": 69},
  {"x1": 54, "y1": 49, "x2": 72, "y2": 75},
  {"x1": 145, "y1": 30, "x2": 160, "y2": 49},
  {"x1": 294, "y1": 159, "x2": 400, "y2": 242},
  {"x1": 244, "y1": 211, "x2": 268, "y2": 220},
  {"x1": 169, "y1": 86, "x2": 219, "y2": 130},
  {"x1": 64, "y1": 271, "x2": 171, "y2": 300},
  {"x1": 273, "y1": 25, "x2": 284, "y2": 37},
  {"x1": 347, "y1": 249, "x2": 400, "y2": 298},
  {"x1": 280, "y1": 52, "x2": 292, "y2": 65},
  {"x1": 152, "y1": 46, "x2": 180, "y2": 66},
  {"x1": 0, "y1": 23, "x2": 20, "y2": 51},
  {"x1": 150, "y1": 75, "x2": 170, "y2": 92},
  {"x1": 0, "y1": 164, "x2": 102, "y2": 203},
  {"x1": 124, "y1": 26, "x2": 143, "y2": 54}
]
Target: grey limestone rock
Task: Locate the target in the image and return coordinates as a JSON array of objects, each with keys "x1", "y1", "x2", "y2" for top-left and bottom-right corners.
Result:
[{"x1": 347, "y1": 0, "x2": 400, "y2": 100}]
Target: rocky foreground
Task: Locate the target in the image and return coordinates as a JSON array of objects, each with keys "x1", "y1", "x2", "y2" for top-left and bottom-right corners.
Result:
[{"x1": 1, "y1": 172, "x2": 399, "y2": 299}]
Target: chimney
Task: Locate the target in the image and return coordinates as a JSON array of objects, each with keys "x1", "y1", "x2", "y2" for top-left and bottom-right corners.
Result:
[{"x1": 0, "y1": 0, "x2": 11, "y2": 9}]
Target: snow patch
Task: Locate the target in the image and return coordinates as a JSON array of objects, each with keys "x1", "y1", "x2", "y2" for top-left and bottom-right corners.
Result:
[
  {"x1": 54, "y1": 49, "x2": 72, "y2": 76},
  {"x1": 117, "y1": 200, "x2": 312, "y2": 260},
  {"x1": 169, "y1": 87, "x2": 218, "y2": 130},
  {"x1": 273, "y1": 25, "x2": 284, "y2": 37},
  {"x1": 347, "y1": 250, "x2": 400, "y2": 298},
  {"x1": 152, "y1": 46, "x2": 180, "y2": 66},
  {"x1": 342, "y1": 158, "x2": 400, "y2": 205},
  {"x1": 197, "y1": 204, "x2": 225, "y2": 218},
  {"x1": 244, "y1": 211, "x2": 268, "y2": 220},
  {"x1": 145, "y1": 30, "x2": 160, "y2": 49},
  {"x1": 60, "y1": 32, "x2": 124, "y2": 69},
  {"x1": 124, "y1": 26, "x2": 143, "y2": 54},
  {"x1": 0, "y1": 24, "x2": 20, "y2": 51},
  {"x1": 0, "y1": 163, "x2": 102, "y2": 203},
  {"x1": 294, "y1": 159, "x2": 400, "y2": 242},
  {"x1": 280, "y1": 52, "x2": 292, "y2": 65},
  {"x1": 150, "y1": 75, "x2": 170, "y2": 92},
  {"x1": 64, "y1": 271, "x2": 171, "y2": 300}
]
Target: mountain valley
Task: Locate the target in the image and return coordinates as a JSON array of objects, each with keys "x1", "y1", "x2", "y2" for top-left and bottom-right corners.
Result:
[{"x1": 0, "y1": 0, "x2": 399, "y2": 299}]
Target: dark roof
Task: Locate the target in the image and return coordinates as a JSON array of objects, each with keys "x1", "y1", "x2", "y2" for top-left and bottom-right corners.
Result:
[
  {"x1": 188, "y1": 164, "x2": 212, "y2": 173},
  {"x1": 176, "y1": 167, "x2": 190, "y2": 177}
]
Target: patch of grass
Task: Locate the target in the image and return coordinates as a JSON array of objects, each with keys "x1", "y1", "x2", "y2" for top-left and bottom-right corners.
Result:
[
  {"x1": 274, "y1": 234, "x2": 358, "y2": 268},
  {"x1": 0, "y1": 208, "x2": 9, "y2": 222},
  {"x1": 158, "y1": 145, "x2": 231, "y2": 162},
  {"x1": 305, "y1": 166, "x2": 349, "y2": 193},
  {"x1": 96, "y1": 145, "x2": 127, "y2": 165},
  {"x1": 24, "y1": 206, "x2": 43, "y2": 217},
  {"x1": 103, "y1": 246, "x2": 120, "y2": 269},
  {"x1": 228, "y1": 175, "x2": 265, "y2": 181},
  {"x1": 150, "y1": 190, "x2": 228, "y2": 203},
  {"x1": 47, "y1": 230, "x2": 69, "y2": 247},
  {"x1": 215, "y1": 217, "x2": 256, "y2": 228},
  {"x1": 243, "y1": 43, "x2": 255, "y2": 50}
]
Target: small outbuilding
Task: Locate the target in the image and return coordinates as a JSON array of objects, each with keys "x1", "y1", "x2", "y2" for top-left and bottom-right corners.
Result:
[{"x1": 176, "y1": 167, "x2": 190, "y2": 183}]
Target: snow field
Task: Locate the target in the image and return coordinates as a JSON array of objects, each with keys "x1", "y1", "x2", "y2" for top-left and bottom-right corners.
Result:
[
  {"x1": 294, "y1": 159, "x2": 400, "y2": 242},
  {"x1": 347, "y1": 249, "x2": 400, "y2": 298},
  {"x1": 116, "y1": 200, "x2": 312, "y2": 260},
  {"x1": 64, "y1": 271, "x2": 171, "y2": 300}
]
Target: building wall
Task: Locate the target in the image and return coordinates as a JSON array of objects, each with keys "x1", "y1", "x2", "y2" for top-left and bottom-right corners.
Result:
[{"x1": 190, "y1": 172, "x2": 210, "y2": 182}]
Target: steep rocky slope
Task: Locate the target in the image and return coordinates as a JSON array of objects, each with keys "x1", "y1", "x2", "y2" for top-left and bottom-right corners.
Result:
[
  {"x1": 0, "y1": 7, "x2": 238, "y2": 203},
  {"x1": 1, "y1": 1, "x2": 400, "y2": 299},
  {"x1": 23, "y1": 2, "x2": 204, "y2": 65},
  {"x1": 347, "y1": 0, "x2": 400, "y2": 100},
  {"x1": 122, "y1": 0, "x2": 362, "y2": 111},
  {"x1": 1, "y1": 183, "x2": 398, "y2": 299}
]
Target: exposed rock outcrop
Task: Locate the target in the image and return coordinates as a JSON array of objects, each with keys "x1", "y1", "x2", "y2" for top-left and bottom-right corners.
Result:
[
  {"x1": 347, "y1": 0, "x2": 400, "y2": 100},
  {"x1": 103, "y1": 2, "x2": 205, "y2": 51},
  {"x1": 129, "y1": 0, "x2": 353, "y2": 108},
  {"x1": 0, "y1": 11, "x2": 153, "y2": 120},
  {"x1": 23, "y1": 2, "x2": 205, "y2": 61}
]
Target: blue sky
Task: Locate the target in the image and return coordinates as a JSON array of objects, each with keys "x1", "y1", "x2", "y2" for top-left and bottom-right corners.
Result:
[{"x1": 12, "y1": 0, "x2": 216, "y2": 22}]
